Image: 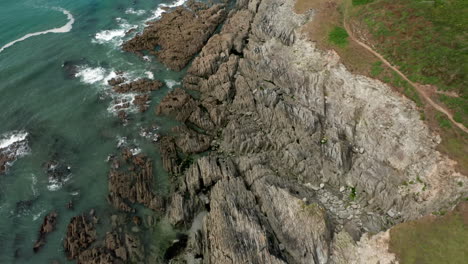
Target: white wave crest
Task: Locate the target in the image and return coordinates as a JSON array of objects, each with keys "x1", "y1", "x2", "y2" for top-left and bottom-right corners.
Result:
[
  {"x1": 0, "y1": 131, "x2": 28, "y2": 150},
  {"x1": 47, "y1": 174, "x2": 72, "y2": 191},
  {"x1": 33, "y1": 209, "x2": 46, "y2": 221},
  {"x1": 165, "y1": 79, "x2": 181, "y2": 89},
  {"x1": 75, "y1": 66, "x2": 117, "y2": 85},
  {"x1": 146, "y1": 0, "x2": 188, "y2": 21},
  {"x1": 93, "y1": 18, "x2": 134, "y2": 46},
  {"x1": 0, "y1": 8, "x2": 74, "y2": 54},
  {"x1": 145, "y1": 71, "x2": 154, "y2": 79},
  {"x1": 125, "y1": 8, "x2": 146, "y2": 15}
]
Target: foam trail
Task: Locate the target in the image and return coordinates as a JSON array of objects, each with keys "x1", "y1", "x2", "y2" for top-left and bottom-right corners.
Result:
[{"x1": 0, "y1": 8, "x2": 75, "y2": 53}]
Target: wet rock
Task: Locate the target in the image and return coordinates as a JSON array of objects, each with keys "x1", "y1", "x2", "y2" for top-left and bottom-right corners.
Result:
[
  {"x1": 64, "y1": 214, "x2": 97, "y2": 260},
  {"x1": 0, "y1": 153, "x2": 14, "y2": 174},
  {"x1": 33, "y1": 212, "x2": 58, "y2": 253},
  {"x1": 44, "y1": 160, "x2": 71, "y2": 184},
  {"x1": 123, "y1": 4, "x2": 227, "y2": 71},
  {"x1": 107, "y1": 76, "x2": 126, "y2": 86},
  {"x1": 107, "y1": 149, "x2": 164, "y2": 212},
  {"x1": 112, "y1": 79, "x2": 163, "y2": 94},
  {"x1": 66, "y1": 200, "x2": 74, "y2": 210}
]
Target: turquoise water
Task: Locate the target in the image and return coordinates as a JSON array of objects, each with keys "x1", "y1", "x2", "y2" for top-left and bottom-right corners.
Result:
[{"x1": 0, "y1": 0, "x2": 186, "y2": 262}]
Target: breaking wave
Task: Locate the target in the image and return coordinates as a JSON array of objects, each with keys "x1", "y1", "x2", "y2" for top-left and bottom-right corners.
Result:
[{"x1": 0, "y1": 8, "x2": 74, "y2": 53}]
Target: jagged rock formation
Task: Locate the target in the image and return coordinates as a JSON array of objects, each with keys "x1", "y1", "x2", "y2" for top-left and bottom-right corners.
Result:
[
  {"x1": 33, "y1": 212, "x2": 58, "y2": 252},
  {"x1": 123, "y1": 4, "x2": 227, "y2": 71},
  {"x1": 107, "y1": 149, "x2": 164, "y2": 212},
  {"x1": 64, "y1": 213, "x2": 98, "y2": 260},
  {"x1": 155, "y1": 0, "x2": 468, "y2": 263},
  {"x1": 107, "y1": 76, "x2": 163, "y2": 113}
]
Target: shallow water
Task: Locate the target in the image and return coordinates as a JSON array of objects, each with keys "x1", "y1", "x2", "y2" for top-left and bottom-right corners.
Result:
[{"x1": 0, "y1": 0, "x2": 187, "y2": 262}]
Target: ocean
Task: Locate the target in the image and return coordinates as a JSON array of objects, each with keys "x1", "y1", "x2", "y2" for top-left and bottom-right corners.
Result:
[{"x1": 0, "y1": 0, "x2": 187, "y2": 262}]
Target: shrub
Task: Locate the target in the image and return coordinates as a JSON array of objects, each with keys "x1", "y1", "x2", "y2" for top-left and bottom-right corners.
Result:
[{"x1": 328, "y1": 26, "x2": 349, "y2": 47}]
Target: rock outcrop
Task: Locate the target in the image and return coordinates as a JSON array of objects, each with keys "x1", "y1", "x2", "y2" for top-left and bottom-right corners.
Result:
[
  {"x1": 123, "y1": 4, "x2": 227, "y2": 71},
  {"x1": 33, "y1": 212, "x2": 58, "y2": 253},
  {"x1": 107, "y1": 149, "x2": 164, "y2": 212},
  {"x1": 155, "y1": 0, "x2": 468, "y2": 262},
  {"x1": 64, "y1": 213, "x2": 98, "y2": 260}
]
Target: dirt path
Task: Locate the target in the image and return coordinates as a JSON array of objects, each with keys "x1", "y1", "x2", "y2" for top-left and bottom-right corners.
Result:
[{"x1": 342, "y1": 7, "x2": 468, "y2": 134}]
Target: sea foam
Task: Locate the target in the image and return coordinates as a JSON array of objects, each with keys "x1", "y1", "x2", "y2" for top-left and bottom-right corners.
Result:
[
  {"x1": 146, "y1": 0, "x2": 188, "y2": 21},
  {"x1": 0, "y1": 131, "x2": 28, "y2": 150},
  {"x1": 165, "y1": 79, "x2": 181, "y2": 89},
  {"x1": 0, "y1": 8, "x2": 74, "y2": 54},
  {"x1": 125, "y1": 8, "x2": 147, "y2": 15},
  {"x1": 93, "y1": 18, "x2": 134, "y2": 46}
]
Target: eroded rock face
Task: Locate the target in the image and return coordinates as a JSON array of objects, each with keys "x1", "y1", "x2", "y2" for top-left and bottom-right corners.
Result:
[
  {"x1": 33, "y1": 212, "x2": 58, "y2": 253},
  {"x1": 204, "y1": 177, "x2": 287, "y2": 264},
  {"x1": 158, "y1": 0, "x2": 467, "y2": 262},
  {"x1": 107, "y1": 149, "x2": 164, "y2": 212},
  {"x1": 123, "y1": 4, "x2": 227, "y2": 71},
  {"x1": 111, "y1": 78, "x2": 163, "y2": 94},
  {"x1": 107, "y1": 76, "x2": 163, "y2": 113},
  {"x1": 64, "y1": 214, "x2": 98, "y2": 260}
]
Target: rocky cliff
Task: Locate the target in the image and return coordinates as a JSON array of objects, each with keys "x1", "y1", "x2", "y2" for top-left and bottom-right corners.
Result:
[{"x1": 152, "y1": 0, "x2": 468, "y2": 263}]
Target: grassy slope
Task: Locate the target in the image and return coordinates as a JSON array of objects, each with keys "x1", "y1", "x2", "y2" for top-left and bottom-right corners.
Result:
[
  {"x1": 351, "y1": 0, "x2": 468, "y2": 127},
  {"x1": 349, "y1": 0, "x2": 468, "y2": 174},
  {"x1": 389, "y1": 202, "x2": 468, "y2": 264}
]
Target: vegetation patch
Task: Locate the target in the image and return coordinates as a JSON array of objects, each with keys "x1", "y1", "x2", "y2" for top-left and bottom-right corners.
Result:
[
  {"x1": 351, "y1": 0, "x2": 468, "y2": 124},
  {"x1": 352, "y1": 0, "x2": 374, "y2": 5},
  {"x1": 370, "y1": 61, "x2": 384, "y2": 77},
  {"x1": 438, "y1": 94, "x2": 468, "y2": 127},
  {"x1": 389, "y1": 202, "x2": 468, "y2": 264},
  {"x1": 328, "y1": 26, "x2": 349, "y2": 47},
  {"x1": 436, "y1": 112, "x2": 452, "y2": 129}
]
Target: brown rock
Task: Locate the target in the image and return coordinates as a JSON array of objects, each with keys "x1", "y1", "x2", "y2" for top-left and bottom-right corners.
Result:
[
  {"x1": 107, "y1": 149, "x2": 165, "y2": 212},
  {"x1": 160, "y1": 136, "x2": 181, "y2": 175},
  {"x1": 107, "y1": 76, "x2": 126, "y2": 86},
  {"x1": 123, "y1": 5, "x2": 227, "y2": 71},
  {"x1": 33, "y1": 212, "x2": 58, "y2": 253},
  {"x1": 0, "y1": 153, "x2": 13, "y2": 174},
  {"x1": 63, "y1": 214, "x2": 97, "y2": 260},
  {"x1": 156, "y1": 88, "x2": 198, "y2": 121},
  {"x1": 112, "y1": 79, "x2": 163, "y2": 93}
]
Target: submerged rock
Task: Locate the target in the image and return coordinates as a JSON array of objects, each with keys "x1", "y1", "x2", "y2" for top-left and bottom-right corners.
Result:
[{"x1": 33, "y1": 212, "x2": 58, "y2": 253}]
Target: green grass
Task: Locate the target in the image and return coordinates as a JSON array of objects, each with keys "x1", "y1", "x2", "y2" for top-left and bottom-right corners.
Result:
[
  {"x1": 370, "y1": 61, "x2": 384, "y2": 77},
  {"x1": 391, "y1": 72, "x2": 423, "y2": 107},
  {"x1": 349, "y1": 187, "x2": 357, "y2": 200},
  {"x1": 328, "y1": 26, "x2": 349, "y2": 47},
  {"x1": 389, "y1": 204, "x2": 468, "y2": 264},
  {"x1": 352, "y1": 0, "x2": 468, "y2": 122},
  {"x1": 436, "y1": 112, "x2": 452, "y2": 129},
  {"x1": 352, "y1": 0, "x2": 374, "y2": 5},
  {"x1": 439, "y1": 94, "x2": 468, "y2": 126}
]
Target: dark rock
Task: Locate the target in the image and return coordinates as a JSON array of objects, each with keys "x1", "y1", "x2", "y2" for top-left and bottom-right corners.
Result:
[
  {"x1": 64, "y1": 213, "x2": 97, "y2": 260},
  {"x1": 107, "y1": 149, "x2": 165, "y2": 212},
  {"x1": 164, "y1": 234, "x2": 188, "y2": 261},
  {"x1": 159, "y1": 136, "x2": 181, "y2": 175},
  {"x1": 33, "y1": 212, "x2": 58, "y2": 253},
  {"x1": 112, "y1": 79, "x2": 163, "y2": 94}
]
